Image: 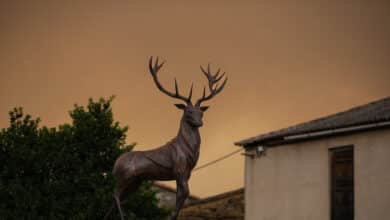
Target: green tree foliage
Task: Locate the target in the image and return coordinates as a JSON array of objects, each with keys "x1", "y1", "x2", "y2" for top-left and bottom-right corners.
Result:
[{"x1": 0, "y1": 97, "x2": 169, "y2": 220}]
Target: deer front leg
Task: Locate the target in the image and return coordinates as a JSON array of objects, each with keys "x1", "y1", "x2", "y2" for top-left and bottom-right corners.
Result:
[{"x1": 171, "y1": 177, "x2": 189, "y2": 220}]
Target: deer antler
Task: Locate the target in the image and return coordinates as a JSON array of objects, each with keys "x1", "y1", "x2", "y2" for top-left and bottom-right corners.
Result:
[
  {"x1": 148, "y1": 56, "x2": 193, "y2": 104},
  {"x1": 195, "y1": 63, "x2": 228, "y2": 106}
]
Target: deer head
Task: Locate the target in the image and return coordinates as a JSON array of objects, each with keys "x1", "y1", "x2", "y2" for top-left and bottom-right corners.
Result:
[{"x1": 148, "y1": 56, "x2": 227, "y2": 127}]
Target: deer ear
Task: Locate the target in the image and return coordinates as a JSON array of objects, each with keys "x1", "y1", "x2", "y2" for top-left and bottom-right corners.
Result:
[
  {"x1": 200, "y1": 106, "x2": 209, "y2": 112},
  {"x1": 174, "y1": 104, "x2": 186, "y2": 110}
]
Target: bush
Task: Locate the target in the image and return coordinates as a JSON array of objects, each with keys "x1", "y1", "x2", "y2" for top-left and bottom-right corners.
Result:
[{"x1": 0, "y1": 97, "x2": 169, "y2": 220}]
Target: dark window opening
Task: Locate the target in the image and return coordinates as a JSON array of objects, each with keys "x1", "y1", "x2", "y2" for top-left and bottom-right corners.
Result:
[{"x1": 330, "y1": 146, "x2": 354, "y2": 220}]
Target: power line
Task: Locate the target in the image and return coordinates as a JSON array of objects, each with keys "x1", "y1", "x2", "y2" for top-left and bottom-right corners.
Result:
[{"x1": 193, "y1": 148, "x2": 243, "y2": 172}]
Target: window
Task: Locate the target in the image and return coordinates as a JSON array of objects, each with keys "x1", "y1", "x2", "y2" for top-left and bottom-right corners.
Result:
[{"x1": 330, "y1": 146, "x2": 354, "y2": 220}]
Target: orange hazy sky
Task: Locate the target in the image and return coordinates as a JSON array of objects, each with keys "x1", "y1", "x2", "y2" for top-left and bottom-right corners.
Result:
[{"x1": 1, "y1": 1, "x2": 389, "y2": 197}]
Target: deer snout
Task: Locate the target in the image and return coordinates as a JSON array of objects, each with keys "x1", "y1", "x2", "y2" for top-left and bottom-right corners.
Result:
[{"x1": 192, "y1": 119, "x2": 203, "y2": 127}]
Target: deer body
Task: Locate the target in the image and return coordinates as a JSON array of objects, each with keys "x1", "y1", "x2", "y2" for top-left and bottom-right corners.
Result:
[
  {"x1": 105, "y1": 57, "x2": 227, "y2": 220},
  {"x1": 113, "y1": 118, "x2": 201, "y2": 182}
]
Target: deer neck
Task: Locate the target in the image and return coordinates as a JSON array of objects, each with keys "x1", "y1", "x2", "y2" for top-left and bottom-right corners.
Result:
[{"x1": 177, "y1": 118, "x2": 201, "y2": 150}]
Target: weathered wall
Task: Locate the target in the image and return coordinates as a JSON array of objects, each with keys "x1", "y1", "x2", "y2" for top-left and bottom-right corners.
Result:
[
  {"x1": 153, "y1": 186, "x2": 177, "y2": 209},
  {"x1": 152, "y1": 184, "x2": 198, "y2": 210},
  {"x1": 178, "y1": 188, "x2": 244, "y2": 220},
  {"x1": 245, "y1": 129, "x2": 390, "y2": 220}
]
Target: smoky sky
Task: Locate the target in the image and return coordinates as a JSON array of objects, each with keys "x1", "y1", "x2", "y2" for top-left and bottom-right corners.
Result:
[{"x1": 1, "y1": 0, "x2": 389, "y2": 197}]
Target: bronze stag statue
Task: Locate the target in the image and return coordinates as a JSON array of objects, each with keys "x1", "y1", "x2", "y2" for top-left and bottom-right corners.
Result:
[{"x1": 104, "y1": 57, "x2": 227, "y2": 220}]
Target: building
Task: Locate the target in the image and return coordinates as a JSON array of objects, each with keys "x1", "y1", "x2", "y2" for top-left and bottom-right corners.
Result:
[
  {"x1": 179, "y1": 188, "x2": 244, "y2": 220},
  {"x1": 235, "y1": 97, "x2": 390, "y2": 220},
  {"x1": 153, "y1": 183, "x2": 244, "y2": 219},
  {"x1": 152, "y1": 182, "x2": 199, "y2": 210}
]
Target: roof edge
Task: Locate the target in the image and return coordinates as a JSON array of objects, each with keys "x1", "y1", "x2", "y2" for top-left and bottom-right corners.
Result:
[
  {"x1": 235, "y1": 97, "x2": 390, "y2": 147},
  {"x1": 236, "y1": 120, "x2": 390, "y2": 147}
]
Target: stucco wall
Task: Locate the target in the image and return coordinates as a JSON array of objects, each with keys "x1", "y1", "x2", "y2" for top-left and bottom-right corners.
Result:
[{"x1": 245, "y1": 129, "x2": 390, "y2": 220}]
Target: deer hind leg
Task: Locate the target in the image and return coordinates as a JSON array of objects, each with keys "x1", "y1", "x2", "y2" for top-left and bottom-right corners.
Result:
[
  {"x1": 104, "y1": 184, "x2": 129, "y2": 220},
  {"x1": 103, "y1": 200, "x2": 115, "y2": 220},
  {"x1": 112, "y1": 178, "x2": 142, "y2": 220},
  {"x1": 114, "y1": 198, "x2": 124, "y2": 220},
  {"x1": 114, "y1": 187, "x2": 126, "y2": 220}
]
